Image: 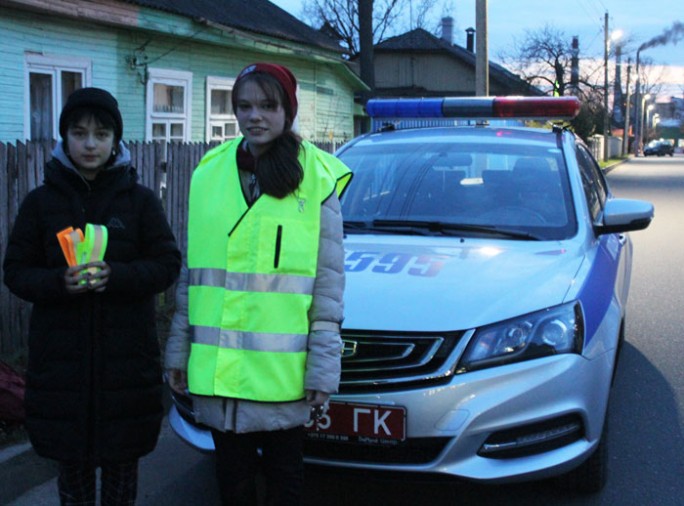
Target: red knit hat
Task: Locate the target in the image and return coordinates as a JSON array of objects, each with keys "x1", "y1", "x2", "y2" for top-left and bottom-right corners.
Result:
[{"x1": 233, "y1": 63, "x2": 299, "y2": 120}]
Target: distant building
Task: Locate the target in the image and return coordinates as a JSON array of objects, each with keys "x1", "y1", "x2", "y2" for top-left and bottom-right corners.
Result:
[
  {"x1": 369, "y1": 20, "x2": 542, "y2": 99},
  {"x1": 654, "y1": 97, "x2": 684, "y2": 147}
]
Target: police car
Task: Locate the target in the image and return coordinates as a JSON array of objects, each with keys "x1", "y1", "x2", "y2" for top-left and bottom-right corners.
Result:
[{"x1": 169, "y1": 96, "x2": 653, "y2": 493}]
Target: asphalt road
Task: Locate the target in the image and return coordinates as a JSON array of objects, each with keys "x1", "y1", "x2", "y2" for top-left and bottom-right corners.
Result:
[{"x1": 4, "y1": 154, "x2": 684, "y2": 505}]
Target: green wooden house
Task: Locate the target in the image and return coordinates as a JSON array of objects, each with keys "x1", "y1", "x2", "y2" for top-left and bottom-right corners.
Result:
[{"x1": 0, "y1": 0, "x2": 367, "y2": 145}]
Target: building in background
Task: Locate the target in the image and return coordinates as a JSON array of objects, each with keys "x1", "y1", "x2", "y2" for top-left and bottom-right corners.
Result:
[
  {"x1": 0, "y1": 0, "x2": 367, "y2": 145},
  {"x1": 368, "y1": 18, "x2": 542, "y2": 100}
]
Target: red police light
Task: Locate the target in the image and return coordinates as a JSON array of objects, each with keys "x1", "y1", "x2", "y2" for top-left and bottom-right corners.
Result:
[
  {"x1": 492, "y1": 97, "x2": 581, "y2": 119},
  {"x1": 366, "y1": 96, "x2": 581, "y2": 120}
]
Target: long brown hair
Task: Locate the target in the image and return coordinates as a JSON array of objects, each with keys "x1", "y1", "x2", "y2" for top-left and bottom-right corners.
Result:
[{"x1": 233, "y1": 72, "x2": 303, "y2": 199}]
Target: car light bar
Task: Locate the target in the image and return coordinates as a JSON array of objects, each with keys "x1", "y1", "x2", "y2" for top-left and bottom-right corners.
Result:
[{"x1": 366, "y1": 96, "x2": 581, "y2": 120}]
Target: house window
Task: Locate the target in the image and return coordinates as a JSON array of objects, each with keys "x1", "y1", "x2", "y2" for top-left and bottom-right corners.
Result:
[
  {"x1": 25, "y1": 54, "x2": 91, "y2": 140},
  {"x1": 146, "y1": 68, "x2": 192, "y2": 142},
  {"x1": 206, "y1": 77, "x2": 238, "y2": 142}
]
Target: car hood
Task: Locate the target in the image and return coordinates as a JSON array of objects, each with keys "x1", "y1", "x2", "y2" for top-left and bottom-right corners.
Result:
[{"x1": 342, "y1": 235, "x2": 585, "y2": 332}]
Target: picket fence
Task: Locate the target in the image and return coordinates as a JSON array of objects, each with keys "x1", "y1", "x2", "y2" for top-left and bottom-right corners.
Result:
[{"x1": 0, "y1": 139, "x2": 337, "y2": 356}]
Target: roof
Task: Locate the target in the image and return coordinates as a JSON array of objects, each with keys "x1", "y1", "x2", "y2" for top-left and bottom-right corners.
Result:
[
  {"x1": 375, "y1": 28, "x2": 542, "y2": 96},
  {"x1": 123, "y1": 0, "x2": 342, "y2": 53}
]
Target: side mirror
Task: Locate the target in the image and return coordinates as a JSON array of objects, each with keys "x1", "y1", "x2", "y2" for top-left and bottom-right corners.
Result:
[{"x1": 596, "y1": 198, "x2": 654, "y2": 235}]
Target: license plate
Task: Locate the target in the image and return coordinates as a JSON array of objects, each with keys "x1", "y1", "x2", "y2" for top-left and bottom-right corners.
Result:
[{"x1": 304, "y1": 401, "x2": 406, "y2": 444}]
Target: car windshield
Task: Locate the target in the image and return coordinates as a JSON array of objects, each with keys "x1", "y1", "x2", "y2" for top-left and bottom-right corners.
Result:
[{"x1": 338, "y1": 130, "x2": 577, "y2": 241}]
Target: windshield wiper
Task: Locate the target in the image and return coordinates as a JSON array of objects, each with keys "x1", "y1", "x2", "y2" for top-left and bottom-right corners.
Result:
[
  {"x1": 371, "y1": 219, "x2": 542, "y2": 240},
  {"x1": 343, "y1": 220, "x2": 432, "y2": 235}
]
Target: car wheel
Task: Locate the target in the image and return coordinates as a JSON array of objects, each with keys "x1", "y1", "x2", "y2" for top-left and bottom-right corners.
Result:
[{"x1": 556, "y1": 414, "x2": 608, "y2": 494}]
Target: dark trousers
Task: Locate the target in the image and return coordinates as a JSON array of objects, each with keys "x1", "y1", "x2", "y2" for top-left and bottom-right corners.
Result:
[
  {"x1": 211, "y1": 426, "x2": 304, "y2": 506},
  {"x1": 57, "y1": 459, "x2": 139, "y2": 506}
]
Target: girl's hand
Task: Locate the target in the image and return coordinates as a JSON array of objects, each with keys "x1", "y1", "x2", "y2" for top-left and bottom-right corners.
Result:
[
  {"x1": 64, "y1": 261, "x2": 111, "y2": 294},
  {"x1": 167, "y1": 369, "x2": 188, "y2": 394},
  {"x1": 85, "y1": 261, "x2": 110, "y2": 292},
  {"x1": 306, "y1": 390, "x2": 330, "y2": 421},
  {"x1": 306, "y1": 390, "x2": 329, "y2": 407}
]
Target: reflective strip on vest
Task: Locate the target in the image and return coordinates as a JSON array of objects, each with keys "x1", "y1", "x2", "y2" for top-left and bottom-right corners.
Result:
[
  {"x1": 192, "y1": 326, "x2": 308, "y2": 353},
  {"x1": 189, "y1": 268, "x2": 315, "y2": 294},
  {"x1": 186, "y1": 138, "x2": 352, "y2": 402}
]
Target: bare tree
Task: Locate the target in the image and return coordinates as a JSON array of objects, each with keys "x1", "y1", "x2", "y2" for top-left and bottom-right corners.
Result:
[
  {"x1": 302, "y1": 0, "x2": 439, "y2": 57},
  {"x1": 499, "y1": 25, "x2": 577, "y2": 96}
]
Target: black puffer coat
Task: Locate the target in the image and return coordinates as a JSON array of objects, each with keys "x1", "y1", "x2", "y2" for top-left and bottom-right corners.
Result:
[{"x1": 3, "y1": 145, "x2": 181, "y2": 463}]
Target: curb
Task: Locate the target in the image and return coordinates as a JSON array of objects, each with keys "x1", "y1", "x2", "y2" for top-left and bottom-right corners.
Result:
[
  {"x1": 602, "y1": 156, "x2": 631, "y2": 174},
  {"x1": 0, "y1": 441, "x2": 59, "y2": 505}
]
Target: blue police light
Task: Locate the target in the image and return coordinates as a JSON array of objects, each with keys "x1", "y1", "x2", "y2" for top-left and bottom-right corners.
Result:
[
  {"x1": 366, "y1": 96, "x2": 581, "y2": 120},
  {"x1": 366, "y1": 98, "x2": 444, "y2": 118}
]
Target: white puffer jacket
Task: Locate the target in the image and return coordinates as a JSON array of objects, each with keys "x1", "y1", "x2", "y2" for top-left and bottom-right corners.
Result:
[{"x1": 164, "y1": 192, "x2": 345, "y2": 433}]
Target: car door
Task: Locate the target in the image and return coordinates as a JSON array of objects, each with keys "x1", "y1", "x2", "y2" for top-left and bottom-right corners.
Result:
[{"x1": 576, "y1": 144, "x2": 632, "y2": 313}]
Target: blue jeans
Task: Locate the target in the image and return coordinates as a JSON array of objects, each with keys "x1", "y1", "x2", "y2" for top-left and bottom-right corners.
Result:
[{"x1": 211, "y1": 426, "x2": 304, "y2": 506}]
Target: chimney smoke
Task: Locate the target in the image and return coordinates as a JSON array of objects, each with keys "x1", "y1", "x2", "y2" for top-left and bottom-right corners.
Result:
[{"x1": 638, "y1": 21, "x2": 683, "y2": 52}]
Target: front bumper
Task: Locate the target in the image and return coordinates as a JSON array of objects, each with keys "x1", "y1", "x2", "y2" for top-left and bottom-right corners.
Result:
[
  {"x1": 169, "y1": 349, "x2": 613, "y2": 483},
  {"x1": 168, "y1": 405, "x2": 214, "y2": 452}
]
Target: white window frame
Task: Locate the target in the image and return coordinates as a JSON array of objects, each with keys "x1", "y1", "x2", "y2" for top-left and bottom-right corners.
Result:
[
  {"x1": 24, "y1": 53, "x2": 92, "y2": 140},
  {"x1": 205, "y1": 76, "x2": 239, "y2": 143},
  {"x1": 146, "y1": 68, "x2": 192, "y2": 142}
]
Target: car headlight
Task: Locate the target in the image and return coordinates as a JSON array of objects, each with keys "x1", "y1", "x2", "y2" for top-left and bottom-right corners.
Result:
[{"x1": 456, "y1": 302, "x2": 584, "y2": 373}]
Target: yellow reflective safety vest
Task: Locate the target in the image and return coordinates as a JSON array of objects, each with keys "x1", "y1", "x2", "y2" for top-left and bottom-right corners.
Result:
[{"x1": 186, "y1": 138, "x2": 352, "y2": 402}]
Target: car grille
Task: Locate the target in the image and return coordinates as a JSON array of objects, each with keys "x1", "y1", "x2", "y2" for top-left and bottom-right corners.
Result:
[
  {"x1": 304, "y1": 437, "x2": 451, "y2": 464},
  {"x1": 339, "y1": 330, "x2": 466, "y2": 394}
]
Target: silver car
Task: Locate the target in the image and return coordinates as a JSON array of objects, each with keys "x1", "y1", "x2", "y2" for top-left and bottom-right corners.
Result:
[{"x1": 169, "y1": 96, "x2": 653, "y2": 494}]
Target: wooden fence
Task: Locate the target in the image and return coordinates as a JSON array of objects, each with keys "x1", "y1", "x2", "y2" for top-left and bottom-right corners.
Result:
[
  {"x1": 0, "y1": 141, "x2": 203, "y2": 354},
  {"x1": 0, "y1": 139, "x2": 339, "y2": 356}
]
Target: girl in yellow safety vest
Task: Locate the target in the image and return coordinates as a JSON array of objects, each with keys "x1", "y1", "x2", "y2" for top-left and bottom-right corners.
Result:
[{"x1": 165, "y1": 63, "x2": 351, "y2": 505}]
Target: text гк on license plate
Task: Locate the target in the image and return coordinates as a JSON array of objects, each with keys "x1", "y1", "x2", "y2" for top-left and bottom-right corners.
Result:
[{"x1": 304, "y1": 401, "x2": 406, "y2": 444}]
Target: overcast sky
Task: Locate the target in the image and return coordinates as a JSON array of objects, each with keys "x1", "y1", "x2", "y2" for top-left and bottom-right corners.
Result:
[{"x1": 270, "y1": 0, "x2": 684, "y2": 99}]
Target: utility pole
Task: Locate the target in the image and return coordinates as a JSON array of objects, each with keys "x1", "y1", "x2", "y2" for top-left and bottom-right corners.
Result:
[
  {"x1": 622, "y1": 58, "x2": 632, "y2": 156},
  {"x1": 475, "y1": 0, "x2": 488, "y2": 96},
  {"x1": 570, "y1": 36, "x2": 579, "y2": 92},
  {"x1": 634, "y1": 50, "x2": 642, "y2": 156},
  {"x1": 359, "y1": 0, "x2": 374, "y2": 100},
  {"x1": 603, "y1": 11, "x2": 610, "y2": 161}
]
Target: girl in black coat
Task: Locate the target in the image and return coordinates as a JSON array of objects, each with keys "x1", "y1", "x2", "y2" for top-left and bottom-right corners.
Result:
[{"x1": 3, "y1": 88, "x2": 181, "y2": 506}]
